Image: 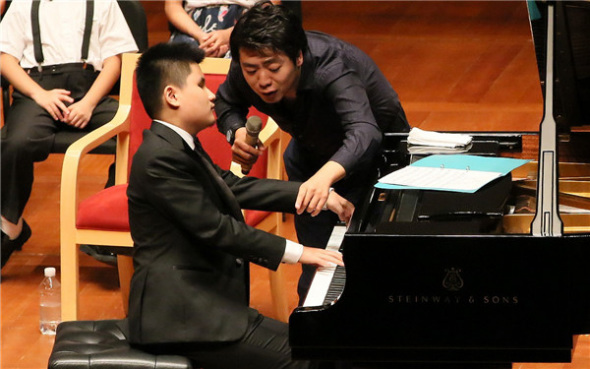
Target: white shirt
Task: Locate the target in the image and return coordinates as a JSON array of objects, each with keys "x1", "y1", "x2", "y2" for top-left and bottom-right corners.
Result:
[
  {"x1": 0, "y1": 0, "x2": 138, "y2": 70},
  {"x1": 155, "y1": 120, "x2": 304, "y2": 264}
]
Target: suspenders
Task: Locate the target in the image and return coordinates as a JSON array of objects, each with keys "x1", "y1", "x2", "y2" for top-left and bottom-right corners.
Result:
[
  {"x1": 81, "y1": 0, "x2": 95, "y2": 62},
  {"x1": 30, "y1": 0, "x2": 43, "y2": 67},
  {"x1": 30, "y1": 0, "x2": 94, "y2": 71}
]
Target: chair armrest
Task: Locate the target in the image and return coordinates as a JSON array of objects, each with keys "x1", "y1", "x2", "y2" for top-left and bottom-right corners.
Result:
[
  {"x1": 62, "y1": 107, "x2": 131, "y2": 162},
  {"x1": 60, "y1": 107, "x2": 131, "y2": 237},
  {"x1": 61, "y1": 52, "x2": 139, "y2": 229},
  {"x1": 61, "y1": 106, "x2": 131, "y2": 193},
  {"x1": 259, "y1": 116, "x2": 281, "y2": 148}
]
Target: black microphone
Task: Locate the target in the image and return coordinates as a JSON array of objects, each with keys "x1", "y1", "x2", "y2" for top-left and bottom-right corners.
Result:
[{"x1": 242, "y1": 116, "x2": 262, "y2": 175}]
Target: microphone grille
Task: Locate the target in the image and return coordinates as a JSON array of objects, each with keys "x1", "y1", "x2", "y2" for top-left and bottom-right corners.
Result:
[{"x1": 245, "y1": 116, "x2": 263, "y2": 133}]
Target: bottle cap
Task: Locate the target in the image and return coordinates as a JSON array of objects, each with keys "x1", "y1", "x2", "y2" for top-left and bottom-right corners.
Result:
[{"x1": 44, "y1": 267, "x2": 56, "y2": 277}]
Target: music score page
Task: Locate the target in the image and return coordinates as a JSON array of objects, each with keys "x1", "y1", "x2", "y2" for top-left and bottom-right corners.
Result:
[
  {"x1": 376, "y1": 155, "x2": 529, "y2": 193},
  {"x1": 377, "y1": 166, "x2": 501, "y2": 193}
]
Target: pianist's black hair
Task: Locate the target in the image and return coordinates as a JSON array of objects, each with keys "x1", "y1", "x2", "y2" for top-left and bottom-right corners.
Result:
[
  {"x1": 230, "y1": 1, "x2": 307, "y2": 64},
  {"x1": 136, "y1": 42, "x2": 205, "y2": 119}
]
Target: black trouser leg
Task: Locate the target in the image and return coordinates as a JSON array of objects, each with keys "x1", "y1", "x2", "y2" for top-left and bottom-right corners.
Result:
[
  {"x1": 1, "y1": 97, "x2": 55, "y2": 223},
  {"x1": 1, "y1": 70, "x2": 118, "y2": 223},
  {"x1": 142, "y1": 310, "x2": 318, "y2": 369}
]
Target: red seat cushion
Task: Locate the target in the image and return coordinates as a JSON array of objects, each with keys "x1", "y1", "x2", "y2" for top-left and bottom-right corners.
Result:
[
  {"x1": 76, "y1": 184, "x2": 270, "y2": 231},
  {"x1": 76, "y1": 185, "x2": 130, "y2": 231}
]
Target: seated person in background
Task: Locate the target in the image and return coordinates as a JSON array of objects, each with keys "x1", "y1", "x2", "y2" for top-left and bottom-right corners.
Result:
[
  {"x1": 127, "y1": 42, "x2": 352, "y2": 369},
  {"x1": 165, "y1": 0, "x2": 258, "y2": 58},
  {"x1": 0, "y1": 0, "x2": 138, "y2": 268},
  {"x1": 215, "y1": 2, "x2": 410, "y2": 303}
]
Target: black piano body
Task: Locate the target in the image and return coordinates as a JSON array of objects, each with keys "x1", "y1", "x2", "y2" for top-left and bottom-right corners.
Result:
[
  {"x1": 290, "y1": 158, "x2": 590, "y2": 365},
  {"x1": 290, "y1": 237, "x2": 581, "y2": 364}
]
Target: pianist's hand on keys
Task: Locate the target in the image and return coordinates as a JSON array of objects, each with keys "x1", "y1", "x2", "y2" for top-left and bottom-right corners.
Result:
[
  {"x1": 299, "y1": 246, "x2": 343, "y2": 268},
  {"x1": 303, "y1": 225, "x2": 347, "y2": 307}
]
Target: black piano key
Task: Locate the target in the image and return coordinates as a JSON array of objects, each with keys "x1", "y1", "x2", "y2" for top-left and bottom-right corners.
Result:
[{"x1": 323, "y1": 265, "x2": 346, "y2": 305}]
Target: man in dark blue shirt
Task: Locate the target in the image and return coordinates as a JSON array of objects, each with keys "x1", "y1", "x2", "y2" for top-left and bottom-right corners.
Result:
[{"x1": 216, "y1": 2, "x2": 410, "y2": 303}]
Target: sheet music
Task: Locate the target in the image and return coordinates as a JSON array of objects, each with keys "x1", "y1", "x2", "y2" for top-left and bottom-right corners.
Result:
[
  {"x1": 376, "y1": 154, "x2": 529, "y2": 193},
  {"x1": 378, "y1": 165, "x2": 501, "y2": 193},
  {"x1": 407, "y1": 127, "x2": 472, "y2": 148}
]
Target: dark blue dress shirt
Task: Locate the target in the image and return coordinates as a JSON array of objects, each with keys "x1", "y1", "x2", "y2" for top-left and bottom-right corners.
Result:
[{"x1": 216, "y1": 31, "x2": 409, "y2": 177}]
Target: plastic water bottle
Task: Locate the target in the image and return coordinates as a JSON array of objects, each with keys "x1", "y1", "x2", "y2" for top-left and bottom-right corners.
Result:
[{"x1": 39, "y1": 267, "x2": 61, "y2": 335}]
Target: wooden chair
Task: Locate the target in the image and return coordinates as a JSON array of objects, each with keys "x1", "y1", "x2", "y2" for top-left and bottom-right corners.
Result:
[{"x1": 60, "y1": 53, "x2": 290, "y2": 322}]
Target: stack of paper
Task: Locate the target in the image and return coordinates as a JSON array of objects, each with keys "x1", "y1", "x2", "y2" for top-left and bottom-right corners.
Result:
[
  {"x1": 376, "y1": 154, "x2": 529, "y2": 193},
  {"x1": 407, "y1": 127, "x2": 473, "y2": 148}
]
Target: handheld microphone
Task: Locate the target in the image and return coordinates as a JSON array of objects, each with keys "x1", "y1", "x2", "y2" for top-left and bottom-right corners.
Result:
[{"x1": 242, "y1": 116, "x2": 262, "y2": 175}]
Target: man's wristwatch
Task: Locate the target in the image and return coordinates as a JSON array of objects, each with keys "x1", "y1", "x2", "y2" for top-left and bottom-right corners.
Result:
[{"x1": 226, "y1": 127, "x2": 238, "y2": 145}]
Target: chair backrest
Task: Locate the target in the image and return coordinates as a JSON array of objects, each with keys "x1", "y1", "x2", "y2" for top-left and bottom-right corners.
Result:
[
  {"x1": 127, "y1": 57, "x2": 269, "y2": 177},
  {"x1": 197, "y1": 75, "x2": 269, "y2": 176},
  {"x1": 196, "y1": 70, "x2": 235, "y2": 170},
  {"x1": 128, "y1": 75, "x2": 153, "y2": 169},
  {"x1": 197, "y1": 58, "x2": 269, "y2": 176}
]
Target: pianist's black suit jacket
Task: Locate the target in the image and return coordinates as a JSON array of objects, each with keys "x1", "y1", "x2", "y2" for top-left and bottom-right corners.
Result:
[{"x1": 127, "y1": 122, "x2": 300, "y2": 345}]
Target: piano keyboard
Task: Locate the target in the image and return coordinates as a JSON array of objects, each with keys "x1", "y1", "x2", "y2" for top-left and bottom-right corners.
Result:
[{"x1": 303, "y1": 224, "x2": 347, "y2": 307}]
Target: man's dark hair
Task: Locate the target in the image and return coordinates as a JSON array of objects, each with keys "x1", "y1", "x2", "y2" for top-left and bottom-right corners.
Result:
[
  {"x1": 230, "y1": 1, "x2": 307, "y2": 63},
  {"x1": 135, "y1": 42, "x2": 205, "y2": 119}
]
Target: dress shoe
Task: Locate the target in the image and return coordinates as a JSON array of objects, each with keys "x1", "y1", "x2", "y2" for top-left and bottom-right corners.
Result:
[
  {"x1": 1, "y1": 220, "x2": 32, "y2": 268},
  {"x1": 80, "y1": 244, "x2": 118, "y2": 266}
]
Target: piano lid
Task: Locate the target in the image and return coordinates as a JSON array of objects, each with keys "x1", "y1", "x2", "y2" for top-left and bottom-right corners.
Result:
[{"x1": 528, "y1": 0, "x2": 590, "y2": 132}]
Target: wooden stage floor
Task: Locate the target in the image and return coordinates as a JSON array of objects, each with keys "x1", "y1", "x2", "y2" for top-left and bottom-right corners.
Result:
[{"x1": 1, "y1": 2, "x2": 588, "y2": 368}]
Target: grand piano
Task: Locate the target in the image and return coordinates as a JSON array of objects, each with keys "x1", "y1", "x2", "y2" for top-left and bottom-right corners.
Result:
[{"x1": 289, "y1": 1, "x2": 590, "y2": 368}]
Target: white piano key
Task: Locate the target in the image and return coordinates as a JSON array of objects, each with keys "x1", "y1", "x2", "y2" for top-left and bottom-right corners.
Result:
[{"x1": 303, "y1": 225, "x2": 347, "y2": 307}]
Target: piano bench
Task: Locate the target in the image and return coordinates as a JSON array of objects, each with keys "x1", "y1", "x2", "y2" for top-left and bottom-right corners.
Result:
[{"x1": 48, "y1": 319, "x2": 194, "y2": 369}]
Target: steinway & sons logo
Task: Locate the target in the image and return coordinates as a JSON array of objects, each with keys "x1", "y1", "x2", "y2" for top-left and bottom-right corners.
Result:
[
  {"x1": 442, "y1": 267, "x2": 464, "y2": 291},
  {"x1": 387, "y1": 266, "x2": 519, "y2": 306}
]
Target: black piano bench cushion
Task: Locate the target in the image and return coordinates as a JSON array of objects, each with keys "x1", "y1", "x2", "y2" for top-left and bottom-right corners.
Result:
[{"x1": 48, "y1": 319, "x2": 193, "y2": 369}]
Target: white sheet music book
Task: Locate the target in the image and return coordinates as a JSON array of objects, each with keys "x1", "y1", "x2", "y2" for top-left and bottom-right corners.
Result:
[
  {"x1": 407, "y1": 127, "x2": 473, "y2": 148},
  {"x1": 376, "y1": 154, "x2": 529, "y2": 193}
]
